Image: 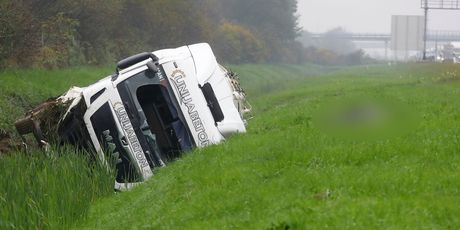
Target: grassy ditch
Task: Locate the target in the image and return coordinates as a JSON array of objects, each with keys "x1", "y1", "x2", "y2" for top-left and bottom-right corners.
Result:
[
  {"x1": 0, "y1": 66, "x2": 117, "y2": 229},
  {"x1": 0, "y1": 64, "x2": 325, "y2": 229},
  {"x1": 78, "y1": 63, "x2": 460, "y2": 229}
]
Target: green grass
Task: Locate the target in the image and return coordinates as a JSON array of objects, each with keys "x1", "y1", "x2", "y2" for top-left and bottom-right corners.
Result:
[
  {"x1": 74, "y1": 63, "x2": 460, "y2": 229},
  {"x1": 229, "y1": 63, "x2": 338, "y2": 97},
  {"x1": 0, "y1": 64, "x2": 326, "y2": 229},
  {"x1": 1, "y1": 63, "x2": 459, "y2": 229}
]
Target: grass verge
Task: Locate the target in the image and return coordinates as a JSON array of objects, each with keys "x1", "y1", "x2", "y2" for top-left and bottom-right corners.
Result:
[{"x1": 77, "y1": 63, "x2": 460, "y2": 229}]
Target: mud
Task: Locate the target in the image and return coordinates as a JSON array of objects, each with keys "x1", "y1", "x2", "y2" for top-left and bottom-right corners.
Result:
[{"x1": 0, "y1": 129, "x2": 14, "y2": 154}]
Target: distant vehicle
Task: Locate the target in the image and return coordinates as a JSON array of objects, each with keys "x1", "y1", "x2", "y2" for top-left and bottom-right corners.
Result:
[
  {"x1": 15, "y1": 43, "x2": 251, "y2": 190},
  {"x1": 453, "y1": 49, "x2": 460, "y2": 64},
  {"x1": 419, "y1": 50, "x2": 443, "y2": 62},
  {"x1": 441, "y1": 44, "x2": 456, "y2": 63}
]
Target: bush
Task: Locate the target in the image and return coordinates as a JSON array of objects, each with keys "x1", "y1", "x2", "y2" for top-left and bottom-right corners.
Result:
[
  {"x1": 212, "y1": 22, "x2": 268, "y2": 64},
  {"x1": 33, "y1": 47, "x2": 60, "y2": 69}
]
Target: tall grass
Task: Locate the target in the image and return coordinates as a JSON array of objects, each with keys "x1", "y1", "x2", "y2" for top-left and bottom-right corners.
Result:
[
  {"x1": 0, "y1": 146, "x2": 115, "y2": 229},
  {"x1": 0, "y1": 66, "x2": 117, "y2": 229}
]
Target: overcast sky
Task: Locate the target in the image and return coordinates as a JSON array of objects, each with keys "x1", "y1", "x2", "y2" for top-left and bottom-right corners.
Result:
[{"x1": 298, "y1": 0, "x2": 460, "y2": 33}]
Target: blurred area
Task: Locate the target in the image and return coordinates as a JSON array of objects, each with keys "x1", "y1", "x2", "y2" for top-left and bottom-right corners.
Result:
[{"x1": 313, "y1": 97, "x2": 420, "y2": 141}]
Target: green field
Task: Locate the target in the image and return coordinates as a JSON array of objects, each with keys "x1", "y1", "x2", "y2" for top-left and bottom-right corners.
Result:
[{"x1": 1, "y1": 63, "x2": 460, "y2": 229}]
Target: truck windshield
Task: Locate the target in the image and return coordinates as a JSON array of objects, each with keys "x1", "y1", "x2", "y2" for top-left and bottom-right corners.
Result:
[
  {"x1": 137, "y1": 84, "x2": 192, "y2": 159},
  {"x1": 117, "y1": 69, "x2": 193, "y2": 170}
]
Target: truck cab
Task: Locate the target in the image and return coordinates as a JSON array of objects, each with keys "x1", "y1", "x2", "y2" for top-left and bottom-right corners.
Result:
[{"x1": 22, "y1": 43, "x2": 250, "y2": 190}]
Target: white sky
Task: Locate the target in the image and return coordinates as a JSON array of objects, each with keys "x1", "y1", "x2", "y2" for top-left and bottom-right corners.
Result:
[{"x1": 298, "y1": 0, "x2": 460, "y2": 33}]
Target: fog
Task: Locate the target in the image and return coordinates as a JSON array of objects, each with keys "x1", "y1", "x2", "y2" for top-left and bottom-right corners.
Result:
[{"x1": 298, "y1": 0, "x2": 460, "y2": 33}]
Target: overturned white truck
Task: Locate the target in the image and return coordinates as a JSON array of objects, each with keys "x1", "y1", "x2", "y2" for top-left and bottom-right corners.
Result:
[{"x1": 15, "y1": 43, "x2": 251, "y2": 190}]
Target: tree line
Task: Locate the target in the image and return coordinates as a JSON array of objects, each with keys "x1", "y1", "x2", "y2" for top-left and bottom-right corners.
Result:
[{"x1": 0, "y1": 0, "x2": 302, "y2": 68}]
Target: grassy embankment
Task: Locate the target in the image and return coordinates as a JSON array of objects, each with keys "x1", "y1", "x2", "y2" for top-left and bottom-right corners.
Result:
[
  {"x1": 78, "y1": 63, "x2": 460, "y2": 229},
  {"x1": 0, "y1": 64, "x2": 327, "y2": 229}
]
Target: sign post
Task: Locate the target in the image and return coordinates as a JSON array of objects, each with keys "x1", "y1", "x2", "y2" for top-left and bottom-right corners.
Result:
[
  {"x1": 421, "y1": 0, "x2": 460, "y2": 60},
  {"x1": 391, "y1": 15, "x2": 425, "y2": 61}
]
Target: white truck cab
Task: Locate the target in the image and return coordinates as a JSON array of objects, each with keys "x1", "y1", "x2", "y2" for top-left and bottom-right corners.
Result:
[{"x1": 16, "y1": 43, "x2": 250, "y2": 190}]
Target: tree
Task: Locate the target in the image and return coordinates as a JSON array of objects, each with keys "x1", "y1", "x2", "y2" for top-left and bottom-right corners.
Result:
[
  {"x1": 212, "y1": 22, "x2": 268, "y2": 63},
  {"x1": 0, "y1": 0, "x2": 303, "y2": 67},
  {"x1": 217, "y1": 0, "x2": 300, "y2": 62},
  {"x1": 0, "y1": 1, "x2": 40, "y2": 67}
]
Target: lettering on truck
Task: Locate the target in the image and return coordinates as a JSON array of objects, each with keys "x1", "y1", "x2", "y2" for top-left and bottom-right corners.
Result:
[
  {"x1": 113, "y1": 102, "x2": 152, "y2": 177},
  {"x1": 170, "y1": 69, "x2": 210, "y2": 146}
]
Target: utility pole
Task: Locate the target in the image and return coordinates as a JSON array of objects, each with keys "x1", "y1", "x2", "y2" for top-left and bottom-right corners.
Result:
[{"x1": 423, "y1": 1, "x2": 428, "y2": 60}]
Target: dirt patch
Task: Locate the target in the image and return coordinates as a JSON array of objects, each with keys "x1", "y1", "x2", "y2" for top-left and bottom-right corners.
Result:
[{"x1": 0, "y1": 129, "x2": 14, "y2": 154}]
